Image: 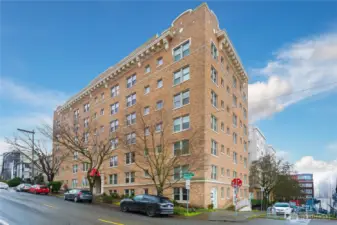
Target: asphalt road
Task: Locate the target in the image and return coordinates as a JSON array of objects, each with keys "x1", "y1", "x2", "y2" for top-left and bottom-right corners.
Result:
[{"x1": 1, "y1": 189, "x2": 336, "y2": 225}]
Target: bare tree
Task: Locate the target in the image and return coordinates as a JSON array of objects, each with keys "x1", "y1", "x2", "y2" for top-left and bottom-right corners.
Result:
[
  {"x1": 5, "y1": 132, "x2": 68, "y2": 183},
  {"x1": 40, "y1": 119, "x2": 117, "y2": 193},
  {"x1": 119, "y1": 106, "x2": 205, "y2": 196}
]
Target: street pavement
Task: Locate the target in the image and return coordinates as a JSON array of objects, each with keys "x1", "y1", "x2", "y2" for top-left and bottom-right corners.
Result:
[{"x1": 1, "y1": 189, "x2": 336, "y2": 225}]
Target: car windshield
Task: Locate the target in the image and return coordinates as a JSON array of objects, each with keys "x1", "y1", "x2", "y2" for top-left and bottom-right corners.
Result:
[
  {"x1": 80, "y1": 190, "x2": 91, "y2": 194},
  {"x1": 159, "y1": 197, "x2": 171, "y2": 203},
  {"x1": 275, "y1": 203, "x2": 290, "y2": 207},
  {"x1": 25, "y1": 184, "x2": 31, "y2": 186},
  {"x1": 39, "y1": 185, "x2": 47, "y2": 188}
]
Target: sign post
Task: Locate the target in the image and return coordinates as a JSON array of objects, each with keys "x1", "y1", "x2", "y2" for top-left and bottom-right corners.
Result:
[
  {"x1": 231, "y1": 178, "x2": 242, "y2": 216},
  {"x1": 261, "y1": 187, "x2": 265, "y2": 211},
  {"x1": 183, "y1": 172, "x2": 194, "y2": 214}
]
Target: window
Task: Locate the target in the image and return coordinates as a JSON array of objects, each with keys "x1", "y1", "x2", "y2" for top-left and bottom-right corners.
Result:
[
  {"x1": 232, "y1": 113, "x2": 237, "y2": 127},
  {"x1": 101, "y1": 92, "x2": 105, "y2": 100},
  {"x1": 157, "y1": 57, "x2": 163, "y2": 66},
  {"x1": 84, "y1": 118, "x2": 89, "y2": 128},
  {"x1": 173, "y1": 187, "x2": 188, "y2": 201},
  {"x1": 173, "y1": 40, "x2": 190, "y2": 61},
  {"x1": 221, "y1": 168, "x2": 225, "y2": 177},
  {"x1": 111, "y1": 85, "x2": 120, "y2": 97},
  {"x1": 124, "y1": 189, "x2": 135, "y2": 196},
  {"x1": 243, "y1": 108, "x2": 247, "y2": 119},
  {"x1": 126, "y1": 93, "x2": 136, "y2": 107},
  {"x1": 74, "y1": 152, "x2": 78, "y2": 160},
  {"x1": 221, "y1": 122, "x2": 224, "y2": 131},
  {"x1": 221, "y1": 187, "x2": 224, "y2": 199},
  {"x1": 111, "y1": 138, "x2": 118, "y2": 150},
  {"x1": 144, "y1": 170, "x2": 150, "y2": 177},
  {"x1": 227, "y1": 169, "x2": 230, "y2": 177},
  {"x1": 173, "y1": 66, "x2": 190, "y2": 85},
  {"x1": 220, "y1": 56, "x2": 224, "y2": 64},
  {"x1": 126, "y1": 112, "x2": 136, "y2": 126},
  {"x1": 144, "y1": 85, "x2": 150, "y2": 95},
  {"x1": 244, "y1": 157, "x2": 248, "y2": 168},
  {"x1": 109, "y1": 174, "x2": 118, "y2": 185},
  {"x1": 227, "y1": 187, "x2": 230, "y2": 198},
  {"x1": 74, "y1": 109, "x2": 79, "y2": 119},
  {"x1": 232, "y1": 76, "x2": 237, "y2": 88},
  {"x1": 139, "y1": 108, "x2": 148, "y2": 118},
  {"x1": 127, "y1": 74, "x2": 136, "y2": 88},
  {"x1": 174, "y1": 165, "x2": 189, "y2": 180},
  {"x1": 211, "y1": 90, "x2": 218, "y2": 107},
  {"x1": 240, "y1": 120, "x2": 242, "y2": 128},
  {"x1": 244, "y1": 141, "x2": 247, "y2": 152},
  {"x1": 233, "y1": 132, "x2": 237, "y2": 144},
  {"x1": 156, "y1": 100, "x2": 163, "y2": 110},
  {"x1": 100, "y1": 108, "x2": 104, "y2": 116},
  {"x1": 211, "y1": 42, "x2": 218, "y2": 59},
  {"x1": 233, "y1": 170, "x2": 237, "y2": 178},
  {"x1": 173, "y1": 90, "x2": 190, "y2": 108},
  {"x1": 211, "y1": 66, "x2": 218, "y2": 84},
  {"x1": 82, "y1": 177, "x2": 88, "y2": 187},
  {"x1": 125, "y1": 172, "x2": 135, "y2": 183},
  {"x1": 227, "y1": 86, "x2": 230, "y2": 94},
  {"x1": 244, "y1": 125, "x2": 247, "y2": 135},
  {"x1": 239, "y1": 102, "x2": 242, "y2": 109},
  {"x1": 227, "y1": 127, "x2": 230, "y2": 135},
  {"x1": 125, "y1": 152, "x2": 135, "y2": 164},
  {"x1": 244, "y1": 175, "x2": 247, "y2": 184},
  {"x1": 227, "y1": 148, "x2": 230, "y2": 156},
  {"x1": 110, "y1": 156, "x2": 118, "y2": 167},
  {"x1": 211, "y1": 115, "x2": 218, "y2": 131},
  {"x1": 211, "y1": 165, "x2": 217, "y2": 180},
  {"x1": 173, "y1": 115, "x2": 190, "y2": 132},
  {"x1": 233, "y1": 152, "x2": 237, "y2": 164},
  {"x1": 73, "y1": 164, "x2": 78, "y2": 173},
  {"x1": 232, "y1": 95, "x2": 237, "y2": 107},
  {"x1": 173, "y1": 140, "x2": 189, "y2": 156},
  {"x1": 84, "y1": 103, "x2": 90, "y2": 112},
  {"x1": 221, "y1": 100, "x2": 224, "y2": 109},
  {"x1": 226, "y1": 106, "x2": 230, "y2": 113},
  {"x1": 110, "y1": 102, "x2": 119, "y2": 115},
  {"x1": 157, "y1": 79, "x2": 163, "y2": 88},
  {"x1": 211, "y1": 140, "x2": 217, "y2": 156},
  {"x1": 93, "y1": 112, "x2": 97, "y2": 119},
  {"x1": 84, "y1": 132, "x2": 89, "y2": 143},
  {"x1": 110, "y1": 119, "x2": 119, "y2": 132},
  {"x1": 145, "y1": 65, "x2": 151, "y2": 73},
  {"x1": 144, "y1": 127, "x2": 150, "y2": 136},
  {"x1": 82, "y1": 162, "x2": 89, "y2": 172},
  {"x1": 155, "y1": 122, "x2": 162, "y2": 132},
  {"x1": 156, "y1": 145, "x2": 162, "y2": 154},
  {"x1": 221, "y1": 145, "x2": 225, "y2": 154},
  {"x1": 221, "y1": 78, "x2": 224, "y2": 87},
  {"x1": 72, "y1": 179, "x2": 78, "y2": 188},
  {"x1": 126, "y1": 133, "x2": 136, "y2": 145}
]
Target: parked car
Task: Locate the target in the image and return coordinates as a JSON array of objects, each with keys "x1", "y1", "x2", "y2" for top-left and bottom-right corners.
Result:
[
  {"x1": 0, "y1": 182, "x2": 9, "y2": 190},
  {"x1": 64, "y1": 189, "x2": 92, "y2": 203},
  {"x1": 120, "y1": 194, "x2": 174, "y2": 217},
  {"x1": 272, "y1": 202, "x2": 292, "y2": 216},
  {"x1": 29, "y1": 185, "x2": 49, "y2": 194},
  {"x1": 16, "y1": 183, "x2": 32, "y2": 192}
]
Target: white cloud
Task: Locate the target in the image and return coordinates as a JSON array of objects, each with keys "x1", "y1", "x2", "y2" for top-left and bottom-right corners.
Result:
[
  {"x1": 249, "y1": 32, "x2": 337, "y2": 122},
  {"x1": 326, "y1": 141, "x2": 337, "y2": 153}
]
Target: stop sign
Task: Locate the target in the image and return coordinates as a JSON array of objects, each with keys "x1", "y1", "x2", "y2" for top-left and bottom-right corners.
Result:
[{"x1": 231, "y1": 178, "x2": 242, "y2": 188}]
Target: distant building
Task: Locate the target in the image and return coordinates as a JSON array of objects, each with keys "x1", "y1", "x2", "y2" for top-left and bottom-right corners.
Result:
[
  {"x1": 292, "y1": 173, "x2": 314, "y2": 199},
  {"x1": 248, "y1": 126, "x2": 267, "y2": 164},
  {"x1": 1, "y1": 151, "x2": 32, "y2": 181},
  {"x1": 266, "y1": 145, "x2": 276, "y2": 156}
]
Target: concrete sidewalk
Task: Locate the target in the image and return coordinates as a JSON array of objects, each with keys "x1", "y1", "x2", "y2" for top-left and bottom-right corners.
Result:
[{"x1": 207, "y1": 210, "x2": 265, "y2": 222}]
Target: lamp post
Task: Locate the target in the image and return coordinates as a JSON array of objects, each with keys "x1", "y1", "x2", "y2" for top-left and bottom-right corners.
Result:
[{"x1": 17, "y1": 128, "x2": 35, "y2": 183}]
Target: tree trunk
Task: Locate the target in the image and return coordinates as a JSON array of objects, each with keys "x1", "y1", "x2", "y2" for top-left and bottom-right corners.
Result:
[{"x1": 156, "y1": 186, "x2": 164, "y2": 196}]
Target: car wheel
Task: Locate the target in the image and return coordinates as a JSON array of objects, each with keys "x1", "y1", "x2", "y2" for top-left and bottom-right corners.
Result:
[
  {"x1": 74, "y1": 197, "x2": 78, "y2": 203},
  {"x1": 121, "y1": 204, "x2": 129, "y2": 212},
  {"x1": 146, "y1": 206, "x2": 156, "y2": 217},
  {"x1": 88, "y1": 200, "x2": 92, "y2": 203}
]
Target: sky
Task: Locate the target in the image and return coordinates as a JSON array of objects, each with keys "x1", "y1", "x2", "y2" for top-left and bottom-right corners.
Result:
[{"x1": 1, "y1": 1, "x2": 337, "y2": 191}]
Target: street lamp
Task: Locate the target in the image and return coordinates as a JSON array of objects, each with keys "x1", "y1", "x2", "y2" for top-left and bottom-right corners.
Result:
[{"x1": 17, "y1": 128, "x2": 35, "y2": 183}]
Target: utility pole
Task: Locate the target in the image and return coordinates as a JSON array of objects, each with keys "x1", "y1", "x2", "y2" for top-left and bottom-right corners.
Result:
[{"x1": 17, "y1": 128, "x2": 35, "y2": 184}]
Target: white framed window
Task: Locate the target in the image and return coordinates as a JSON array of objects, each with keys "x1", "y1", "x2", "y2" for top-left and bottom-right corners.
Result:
[
  {"x1": 173, "y1": 115, "x2": 190, "y2": 132},
  {"x1": 173, "y1": 139, "x2": 189, "y2": 156},
  {"x1": 125, "y1": 152, "x2": 135, "y2": 165},
  {"x1": 144, "y1": 170, "x2": 150, "y2": 178},
  {"x1": 221, "y1": 122, "x2": 224, "y2": 131},
  {"x1": 221, "y1": 168, "x2": 225, "y2": 177},
  {"x1": 173, "y1": 66, "x2": 190, "y2": 85},
  {"x1": 232, "y1": 75, "x2": 237, "y2": 88},
  {"x1": 211, "y1": 139, "x2": 218, "y2": 156},
  {"x1": 73, "y1": 164, "x2": 78, "y2": 174},
  {"x1": 110, "y1": 156, "x2": 118, "y2": 167},
  {"x1": 233, "y1": 132, "x2": 237, "y2": 144},
  {"x1": 244, "y1": 141, "x2": 247, "y2": 152},
  {"x1": 157, "y1": 57, "x2": 163, "y2": 66},
  {"x1": 126, "y1": 132, "x2": 136, "y2": 145},
  {"x1": 110, "y1": 119, "x2": 119, "y2": 132},
  {"x1": 156, "y1": 100, "x2": 163, "y2": 110},
  {"x1": 73, "y1": 152, "x2": 78, "y2": 160},
  {"x1": 125, "y1": 172, "x2": 135, "y2": 183},
  {"x1": 82, "y1": 177, "x2": 88, "y2": 187},
  {"x1": 244, "y1": 125, "x2": 247, "y2": 135},
  {"x1": 173, "y1": 90, "x2": 190, "y2": 108},
  {"x1": 145, "y1": 65, "x2": 151, "y2": 73},
  {"x1": 84, "y1": 118, "x2": 89, "y2": 128},
  {"x1": 84, "y1": 132, "x2": 89, "y2": 143},
  {"x1": 227, "y1": 169, "x2": 230, "y2": 177},
  {"x1": 126, "y1": 112, "x2": 136, "y2": 126},
  {"x1": 211, "y1": 42, "x2": 218, "y2": 60},
  {"x1": 211, "y1": 67, "x2": 218, "y2": 84},
  {"x1": 100, "y1": 108, "x2": 104, "y2": 116},
  {"x1": 233, "y1": 95, "x2": 237, "y2": 107},
  {"x1": 144, "y1": 86, "x2": 150, "y2": 95},
  {"x1": 74, "y1": 109, "x2": 79, "y2": 119},
  {"x1": 127, "y1": 74, "x2": 136, "y2": 88},
  {"x1": 232, "y1": 113, "x2": 237, "y2": 127},
  {"x1": 221, "y1": 100, "x2": 224, "y2": 109},
  {"x1": 244, "y1": 158, "x2": 247, "y2": 168},
  {"x1": 244, "y1": 174, "x2": 247, "y2": 184},
  {"x1": 211, "y1": 115, "x2": 218, "y2": 132},
  {"x1": 124, "y1": 189, "x2": 135, "y2": 196},
  {"x1": 82, "y1": 162, "x2": 89, "y2": 172},
  {"x1": 221, "y1": 145, "x2": 225, "y2": 154},
  {"x1": 211, "y1": 90, "x2": 218, "y2": 107},
  {"x1": 243, "y1": 108, "x2": 247, "y2": 119},
  {"x1": 72, "y1": 179, "x2": 78, "y2": 188},
  {"x1": 126, "y1": 93, "x2": 136, "y2": 107},
  {"x1": 101, "y1": 92, "x2": 105, "y2": 100},
  {"x1": 173, "y1": 187, "x2": 188, "y2": 201},
  {"x1": 157, "y1": 79, "x2": 163, "y2": 88},
  {"x1": 221, "y1": 187, "x2": 224, "y2": 199},
  {"x1": 211, "y1": 165, "x2": 217, "y2": 180},
  {"x1": 155, "y1": 122, "x2": 162, "y2": 133},
  {"x1": 144, "y1": 106, "x2": 150, "y2": 115},
  {"x1": 111, "y1": 138, "x2": 118, "y2": 150},
  {"x1": 173, "y1": 40, "x2": 190, "y2": 61},
  {"x1": 110, "y1": 102, "x2": 119, "y2": 115},
  {"x1": 155, "y1": 145, "x2": 162, "y2": 154},
  {"x1": 144, "y1": 127, "x2": 150, "y2": 136},
  {"x1": 174, "y1": 165, "x2": 189, "y2": 180},
  {"x1": 93, "y1": 112, "x2": 97, "y2": 119},
  {"x1": 111, "y1": 85, "x2": 120, "y2": 97},
  {"x1": 233, "y1": 170, "x2": 237, "y2": 178},
  {"x1": 226, "y1": 126, "x2": 230, "y2": 135},
  {"x1": 233, "y1": 152, "x2": 237, "y2": 164},
  {"x1": 84, "y1": 103, "x2": 90, "y2": 112},
  {"x1": 221, "y1": 78, "x2": 224, "y2": 87},
  {"x1": 109, "y1": 174, "x2": 118, "y2": 185}
]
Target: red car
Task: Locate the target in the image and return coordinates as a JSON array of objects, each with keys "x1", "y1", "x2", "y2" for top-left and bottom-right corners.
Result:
[{"x1": 29, "y1": 185, "x2": 49, "y2": 195}]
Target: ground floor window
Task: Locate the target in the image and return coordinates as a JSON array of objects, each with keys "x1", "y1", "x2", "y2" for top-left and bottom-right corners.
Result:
[
  {"x1": 82, "y1": 177, "x2": 88, "y2": 187},
  {"x1": 144, "y1": 188, "x2": 148, "y2": 195},
  {"x1": 221, "y1": 187, "x2": 225, "y2": 199},
  {"x1": 173, "y1": 187, "x2": 188, "y2": 201},
  {"x1": 72, "y1": 179, "x2": 77, "y2": 188},
  {"x1": 124, "y1": 189, "x2": 135, "y2": 196}
]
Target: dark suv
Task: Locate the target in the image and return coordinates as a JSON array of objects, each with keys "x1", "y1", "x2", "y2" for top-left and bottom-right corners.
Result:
[{"x1": 120, "y1": 195, "x2": 174, "y2": 217}]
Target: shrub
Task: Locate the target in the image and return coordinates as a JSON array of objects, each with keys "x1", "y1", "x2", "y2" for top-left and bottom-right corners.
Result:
[
  {"x1": 7, "y1": 177, "x2": 21, "y2": 187},
  {"x1": 226, "y1": 204, "x2": 235, "y2": 211},
  {"x1": 48, "y1": 181, "x2": 62, "y2": 193},
  {"x1": 102, "y1": 195, "x2": 113, "y2": 203},
  {"x1": 251, "y1": 199, "x2": 262, "y2": 206},
  {"x1": 207, "y1": 203, "x2": 214, "y2": 210},
  {"x1": 110, "y1": 192, "x2": 120, "y2": 199}
]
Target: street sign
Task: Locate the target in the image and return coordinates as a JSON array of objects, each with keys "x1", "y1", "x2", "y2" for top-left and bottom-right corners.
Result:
[
  {"x1": 185, "y1": 179, "x2": 190, "y2": 190},
  {"x1": 183, "y1": 172, "x2": 194, "y2": 180},
  {"x1": 231, "y1": 178, "x2": 242, "y2": 188}
]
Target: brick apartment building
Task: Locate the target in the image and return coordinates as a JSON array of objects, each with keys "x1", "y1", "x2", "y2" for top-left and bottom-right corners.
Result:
[
  {"x1": 292, "y1": 173, "x2": 314, "y2": 200},
  {"x1": 53, "y1": 3, "x2": 249, "y2": 208}
]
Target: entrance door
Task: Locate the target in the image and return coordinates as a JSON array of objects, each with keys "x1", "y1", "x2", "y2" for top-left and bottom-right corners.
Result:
[{"x1": 211, "y1": 188, "x2": 218, "y2": 209}]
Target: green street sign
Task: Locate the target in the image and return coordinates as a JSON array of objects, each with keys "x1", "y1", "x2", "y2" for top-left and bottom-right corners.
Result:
[{"x1": 183, "y1": 172, "x2": 195, "y2": 179}]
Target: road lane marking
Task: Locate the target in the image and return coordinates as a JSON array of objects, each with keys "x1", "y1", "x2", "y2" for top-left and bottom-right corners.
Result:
[
  {"x1": 98, "y1": 219, "x2": 124, "y2": 225},
  {"x1": 43, "y1": 204, "x2": 55, "y2": 208}
]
